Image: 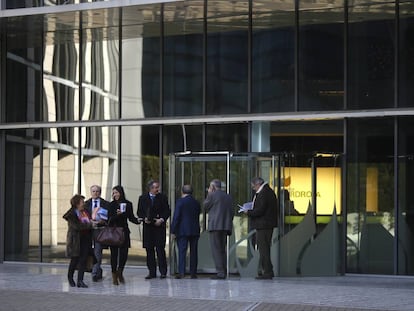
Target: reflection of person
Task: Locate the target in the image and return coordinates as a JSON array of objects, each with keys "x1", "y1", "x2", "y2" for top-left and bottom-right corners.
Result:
[
  {"x1": 137, "y1": 180, "x2": 171, "y2": 279},
  {"x1": 108, "y1": 185, "x2": 140, "y2": 285},
  {"x1": 245, "y1": 177, "x2": 278, "y2": 280},
  {"x1": 283, "y1": 189, "x2": 299, "y2": 216},
  {"x1": 84, "y1": 185, "x2": 110, "y2": 282},
  {"x1": 171, "y1": 184, "x2": 201, "y2": 279},
  {"x1": 63, "y1": 194, "x2": 93, "y2": 288},
  {"x1": 204, "y1": 179, "x2": 234, "y2": 279}
]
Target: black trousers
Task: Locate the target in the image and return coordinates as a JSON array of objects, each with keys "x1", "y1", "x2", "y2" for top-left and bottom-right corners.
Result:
[
  {"x1": 256, "y1": 228, "x2": 274, "y2": 277},
  {"x1": 146, "y1": 246, "x2": 167, "y2": 277},
  {"x1": 110, "y1": 246, "x2": 129, "y2": 272},
  {"x1": 68, "y1": 234, "x2": 90, "y2": 282}
]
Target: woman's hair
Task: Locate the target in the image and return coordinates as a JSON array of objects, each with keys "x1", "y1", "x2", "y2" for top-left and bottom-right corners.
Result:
[
  {"x1": 112, "y1": 185, "x2": 126, "y2": 201},
  {"x1": 70, "y1": 194, "x2": 85, "y2": 208}
]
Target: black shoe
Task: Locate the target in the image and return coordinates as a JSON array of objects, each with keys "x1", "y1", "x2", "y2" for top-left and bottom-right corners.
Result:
[
  {"x1": 92, "y1": 275, "x2": 98, "y2": 282},
  {"x1": 160, "y1": 275, "x2": 167, "y2": 279},
  {"x1": 190, "y1": 275, "x2": 197, "y2": 279},
  {"x1": 255, "y1": 275, "x2": 272, "y2": 280},
  {"x1": 211, "y1": 275, "x2": 226, "y2": 280},
  {"x1": 77, "y1": 280, "x2": 88, "y2": 288},
  {"x1": 175, "y1": 274, "x2": 184, "y2": 279},
  {"x1": 145, "y1": 275, "x2": 155, "y2": 280},
  {"x1": 68, "y1": 278, "x2": 76, "y2": 287}
]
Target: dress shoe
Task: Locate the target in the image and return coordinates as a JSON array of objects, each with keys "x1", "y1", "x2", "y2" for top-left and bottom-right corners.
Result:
[
  {"x1": 68, "y1": 278, "x2": 76, "y2": 287},
  {"x1": 77, "y1": 280, "x2": 88, "y2": 288},
  {"x1": 175, "y1": 274, "x2": 184, "y2": 279},
  {"x1": 160, "y1": 275, "x2": 167, "y2": 279},
  {"x1": 255, "y1": 275, "x2": 272, "y2": 280},
  {"x1": 211, "y1": 275, "x2": 226, "y2": 280},
  {"x1": 190, "y1": 275, "x2": 197, "y2": 279},
  {"x1": 145, "y1": 275, "x2": 155, "y2": 280}
]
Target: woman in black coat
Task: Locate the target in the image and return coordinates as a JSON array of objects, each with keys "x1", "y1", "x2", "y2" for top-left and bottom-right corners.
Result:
[
  {"x1": 108, "y1": 185, "x2": 140, "y2": 285},
  {"x1": 63, "y1": 194, "x2": 93, "y2": 288}
]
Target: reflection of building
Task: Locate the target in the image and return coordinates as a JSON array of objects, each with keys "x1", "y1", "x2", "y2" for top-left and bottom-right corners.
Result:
[{"x1": 1, "y1": 0, "x2": 414, "y2": 276}]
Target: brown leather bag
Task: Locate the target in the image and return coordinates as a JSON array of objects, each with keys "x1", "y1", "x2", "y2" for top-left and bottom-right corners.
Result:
[{"x1": 95, "y1": 226, "x2": 125, "y2": 246}]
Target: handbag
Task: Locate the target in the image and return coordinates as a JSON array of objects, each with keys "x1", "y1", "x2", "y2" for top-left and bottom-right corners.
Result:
[{"x1": 95, "y1": 226, "x2": 125, "y2": 246}]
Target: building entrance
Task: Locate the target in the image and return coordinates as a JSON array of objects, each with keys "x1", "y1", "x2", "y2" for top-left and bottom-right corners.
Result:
[{"x1": 168, "y1": 151, "x2": 343, "y2": 277}]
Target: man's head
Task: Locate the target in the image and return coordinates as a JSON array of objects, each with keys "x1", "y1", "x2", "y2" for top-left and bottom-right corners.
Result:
[
  {"x1": 182, "y1": 184, "x2": 193, "y2": 196},
  {"x1": 90, "y1": 185, "x2": 102, "y2": 199},
  {"x1": 251, "y1": 177, "x2": 265, "y2": 192},
  {"x1": 209, "y1": 179, "x2": 221, "y2": 192},
  {"x1": 148, "y1": 180, "x2": 160, "y2": 195}
]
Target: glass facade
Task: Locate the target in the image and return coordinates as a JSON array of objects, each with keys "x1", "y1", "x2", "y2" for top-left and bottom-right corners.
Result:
[{"x1": 1, "y1": 0, "x2": 414, "y2": 276}]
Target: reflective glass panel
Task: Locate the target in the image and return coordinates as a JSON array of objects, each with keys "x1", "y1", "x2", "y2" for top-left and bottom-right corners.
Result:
[
  {"x1": 206, "y1": 0, "x2": 248, "y2": 114},
  {"x1": 348, "y1": 3, "x2": 395, "y2": 109},
  {"x1": 299, "y1": 0, "x2": 344, "y2": 111},
  {"x1": 252, "y1": 0, "x2": 295, "y2": 113},
  {"x1": 6, "y1": 25, "x2": 42, "y2": 122},
  {"x1": 44, "y1": 29, "x2": 80, "y2": 121},
  {"x1": 397, "y1": 117, "x2": 414, "y2": 275},
  {"x1": 347, "y1": 118, "x2": 394, "y2": 274},
  {"x1": 163, "y1": 2, "x2": 203, "y2": 116},
  {"x1": 399, "y1": 1, "x2": 414, "y2": 108},
  {"x1": 4, "y1": 130, "x2": 41, "y2": 261},
  {"x1": 82, "y1": 18, "x2": 119, "y2": 121},
  {"x1": 122, "y1": 5, "x2": 161, "y2": 118}
]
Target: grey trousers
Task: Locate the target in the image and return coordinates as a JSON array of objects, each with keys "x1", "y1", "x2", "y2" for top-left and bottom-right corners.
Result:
[{"x1": 209, "y1": 230, "x2": 227, "y2": 277}]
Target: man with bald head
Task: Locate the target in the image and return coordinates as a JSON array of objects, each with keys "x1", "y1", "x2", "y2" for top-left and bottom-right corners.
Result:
[{"x1": 204, "y1": 179, "x2": 234, "y2": 279}]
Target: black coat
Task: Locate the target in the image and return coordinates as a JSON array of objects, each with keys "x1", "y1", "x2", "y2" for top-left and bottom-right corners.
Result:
[
  {"x1": 247, "y1": 184, "x2": 278, "y2": 230},
  {"x1": 108, "y1": 199, "x2": 139, "y2": 248},
  {"x1": 137, "y1": 192, "x2": 170, "y2": 248}
]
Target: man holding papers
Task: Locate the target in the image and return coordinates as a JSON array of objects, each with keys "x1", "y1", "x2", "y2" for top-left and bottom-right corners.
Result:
[{"x1": 244, "y1": 177, "x2": 278, "y2": 279}]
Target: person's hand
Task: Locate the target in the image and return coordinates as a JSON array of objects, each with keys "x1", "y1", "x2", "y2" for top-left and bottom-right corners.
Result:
[
  {"x1": 171, "y1": 234, "x2": 176, "y2": 240},
  {"x1": 154, "y1": 218, "x2": 164, "y2": 227},
  {"x1": 144, "y1": 217, "x2": 152, "y2": 224},
  {"x1": 137, "y1": 218, "x2": 143, "y2": 224},
  {"x1": 116, "y1": 209, "x2": 122, "y2": 215}
]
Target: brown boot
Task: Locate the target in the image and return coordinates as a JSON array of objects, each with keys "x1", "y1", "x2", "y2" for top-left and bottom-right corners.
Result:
[
  {"x1": 112, "y1": 272, "x2": 119, "y2": 285},
  {"x1": 117, "y1": 268, "x2": 125, "y2": 284}
]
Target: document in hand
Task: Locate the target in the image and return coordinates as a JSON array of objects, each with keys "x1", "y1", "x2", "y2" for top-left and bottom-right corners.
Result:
[
  {"x1": 238, "y1": 202, "x2": 253, "y2": 213},
  {"x1": 97, "y1": 208, "x2": 108, "y2": 220}
]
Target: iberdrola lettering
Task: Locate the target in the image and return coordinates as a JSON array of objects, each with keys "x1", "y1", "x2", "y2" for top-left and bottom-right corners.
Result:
[{"x1": 289, "y1": 188, "x2": 321, "y2": 198}]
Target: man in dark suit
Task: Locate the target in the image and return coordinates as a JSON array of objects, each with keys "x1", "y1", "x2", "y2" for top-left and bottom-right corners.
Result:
[
  {"x1": 204, "y1": 179, "x2": 234, "y2": 279},
  {"x1": 137, "y1": 180, "x2": 170, "y2": 279},
  {"x1": 245, "y1": 177, "x2": 278, "y2": 279},
  {"x1": 171, "y1": 184, "x2": 201, "y2": 279},
  {"x1": 84, "y1": 185, "x2": 109, "y2": 282}
]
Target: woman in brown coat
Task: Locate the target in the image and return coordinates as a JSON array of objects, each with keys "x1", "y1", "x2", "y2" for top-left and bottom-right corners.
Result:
[{"x1": 63, "y1": 194, "x2": 93, "y2": 288}]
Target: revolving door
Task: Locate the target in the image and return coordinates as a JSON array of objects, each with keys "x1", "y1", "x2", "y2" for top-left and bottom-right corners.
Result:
[{"x1": 168, "y1": 151, "x2": 343, "y2": 277}]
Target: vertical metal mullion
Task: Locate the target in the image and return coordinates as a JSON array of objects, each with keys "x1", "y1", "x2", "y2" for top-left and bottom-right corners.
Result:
[
  {"x1": 118, "y1": 8, "x2": 123, "y2": 185},
  {"x1": 344, "y1": 0, "x2": 348, "y2": 110},
  {"x1": 394, "y1": 117, "x2": 399, "y2": 275},
  {"x1": 393, "y1": 0, "x2": 400, "y2": 276},
  {"x1": 39, "y1": 29, "x2": 45, "y2": 262},
  {"x1": 0, "y1": 32, "x2": 5, "y2": 262},
  {"x1": 341, "y1": 119, "x2": 348, "y2": 275},
  {"x1": 294, "y1": 0, "x2": 299, "y2": 112},
  {"x1": 203, "y1": 0, "x2": 207, "y2": 116},
  {"x1": 159, "y1": 4, "x2": 165, "y2": 187},
  {"x1": 78, "y1": 13, "x2": 83, "y2": 194},
  {"x1": 247, "y1": 0, "x2": 252, "y2": 114}
]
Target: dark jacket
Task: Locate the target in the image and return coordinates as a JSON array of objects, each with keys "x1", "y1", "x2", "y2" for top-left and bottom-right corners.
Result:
[
  {"x1": 85, "y1": 197, "x2": 110, "y2": 219},
  {"x1": 204, "y1": 190, "x2": 234, "y2": 234},
  {"x1": 137, "y1": 192, "x2": 170, "y2": 248},
  {"x1": 171, "y1": 194, "x2": 201, "y2": 237},
  {"x1": 63, "y1": 207, "x2": 93, "y2": 257},
  {"x1": 247, "y1": 183, "x2": 278, "y2": 230},
  {"x1": 108, "y1": 199, "x2": 139, "y2": 248}
]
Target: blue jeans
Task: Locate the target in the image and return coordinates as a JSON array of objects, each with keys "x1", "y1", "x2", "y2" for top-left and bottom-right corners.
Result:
[{"x1": 92, "y1": 241, "x2": 103, "y2": 278}]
